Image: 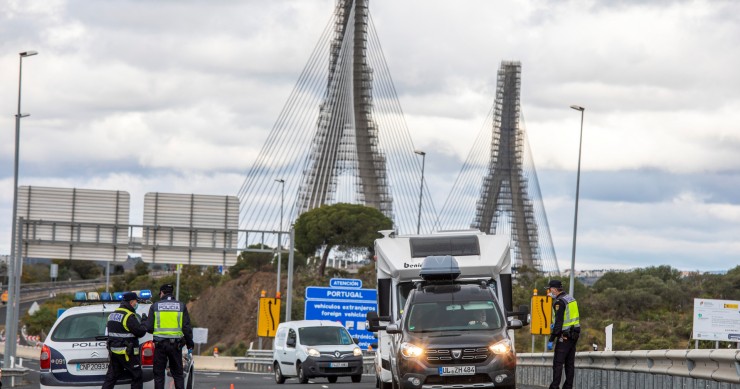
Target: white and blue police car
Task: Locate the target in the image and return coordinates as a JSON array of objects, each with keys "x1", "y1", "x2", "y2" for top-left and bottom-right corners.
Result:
[{"x1": 39, "y1": 290, "x2": 195, "y2": 389}]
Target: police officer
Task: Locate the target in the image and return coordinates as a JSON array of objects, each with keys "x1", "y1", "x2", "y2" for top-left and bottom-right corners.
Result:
[
  {"x1": 144, "y1": 284, "x2": 194, "y2": 389},
  {"x1": 546, "y1": 279, "x2": 580, "y2": 389},
  {"x1": 102, "y1": 292, "x2": 148, "y2": 389}
]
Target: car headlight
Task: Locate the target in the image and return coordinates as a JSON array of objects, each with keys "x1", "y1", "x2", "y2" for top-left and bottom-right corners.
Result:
[
  {"x1": 400, "y1": 342, "x2": 424, "y2": 358},
  {"x1": 489, "y1": 339, "x2": 512, "y2": 355},
  {"x1": 353, "y1": 347, "x2": 362, "y2": 356},
  {"x1": 306, "y1": 348, "x2": 320, "y2": 357}
]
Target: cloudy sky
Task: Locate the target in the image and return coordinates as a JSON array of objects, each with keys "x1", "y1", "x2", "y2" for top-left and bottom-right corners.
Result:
[{"x1": 1, "y1": 0, "x2": 739, "y2": 272}]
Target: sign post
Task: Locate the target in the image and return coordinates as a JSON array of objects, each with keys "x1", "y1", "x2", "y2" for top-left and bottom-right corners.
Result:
[
  {"x1": 304, "y1": 278, "x2": 377, "y2": 349},
  {"x1": 693, "y1": 298, "x2": 740, "y2": 346},
  {"x1": 529, "y1": 289, "x2": 552, "y2": 352},
  {"x1": 192, "y1": 327, "x2": 208, "y2": 355},
  {"x1": 258, "y1": 294, "x2": 281, "y2": 338}
]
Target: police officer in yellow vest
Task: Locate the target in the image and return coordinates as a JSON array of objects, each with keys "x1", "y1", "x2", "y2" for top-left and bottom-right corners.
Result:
[
  {"x1": 144, "y1": 284, "x2": 194, "y2": 389},
  {"x1": 546, "y1": 279, "x2": 580, "y2": 389},
  {"x1": 102, "y1": 292, "x2": 148, "y2": 389}
]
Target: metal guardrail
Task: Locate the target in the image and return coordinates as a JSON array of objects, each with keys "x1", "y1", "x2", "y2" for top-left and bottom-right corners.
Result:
[
  {"x1": 234, "y1": 350, "x2": 376, "y2": 374},
  {"x1": 517, "y1": 350, "x2": 740, "y2": 388}
]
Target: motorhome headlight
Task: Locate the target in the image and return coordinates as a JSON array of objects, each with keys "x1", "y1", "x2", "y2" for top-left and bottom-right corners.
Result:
[
  {"x1": 353, "y1": 347, "x2": 362, "y2": 356},
  {"x1": 305, "y1": 347, "x2": 320, "y2": 357},
  {"x1": 400, "y1": 342, "x2": 424, "y2": 358},
  {"x1": 489, "y1": 339, "x2": 512, "y2": 355}
]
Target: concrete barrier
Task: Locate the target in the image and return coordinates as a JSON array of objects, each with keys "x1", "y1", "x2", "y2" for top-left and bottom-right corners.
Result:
[
  {"x1": 0, "y1": 342, "x2": 40, "y2": 360},
  {"x1": 192, "y1": 355, "x2": 238, "y2": 371}
]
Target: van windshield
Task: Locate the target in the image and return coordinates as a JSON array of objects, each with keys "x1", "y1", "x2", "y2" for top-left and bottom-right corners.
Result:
[
  {"x1": 406, "y1": 300, "x2": 503, "y2": 332},
  {"x1": 298, "y1": 326, "x2": 354, "y2": 346}
]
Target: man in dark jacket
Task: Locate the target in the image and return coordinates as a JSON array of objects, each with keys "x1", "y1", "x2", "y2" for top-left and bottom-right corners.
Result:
[
  {"x1": 143, "y1": 284, "x2": 194, "y2": 389},
  {"x1": 102, "y1": 292, "x2": 148, "y2": 389},
  {"x1": 546, "y1": 280, "x2": 581, "y2": 389}
]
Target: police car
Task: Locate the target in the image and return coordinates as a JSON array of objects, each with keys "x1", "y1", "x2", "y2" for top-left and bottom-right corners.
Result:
[{"x1": 39, "y1": 290, "x2": 195, "y2": 389}]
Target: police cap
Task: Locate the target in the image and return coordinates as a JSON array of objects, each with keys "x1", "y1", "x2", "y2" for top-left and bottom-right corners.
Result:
[
  {"x1": 160, "y1": 284, "x2": 174, "y2": 294},
  {"x1": 548, "y1": 279, "x2": 563, "y2": 289},
  {"x1": 123, "y1": 292, "x2": 138, "y2": 302}
]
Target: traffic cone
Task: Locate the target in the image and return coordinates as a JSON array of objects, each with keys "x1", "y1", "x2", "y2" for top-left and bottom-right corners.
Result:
[{"x1": 230, "y1": 384, "x2": 234, "y2": 389}]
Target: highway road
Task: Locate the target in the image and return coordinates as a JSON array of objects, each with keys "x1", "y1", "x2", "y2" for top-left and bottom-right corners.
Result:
[{"x1": 0, "y1": 364, "x2": 545, "y2": 389}]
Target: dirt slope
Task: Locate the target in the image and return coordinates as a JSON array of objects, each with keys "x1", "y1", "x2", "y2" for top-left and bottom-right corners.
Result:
[{"x1": 188, "y1": 271, "x2": 280, "y2": 353}]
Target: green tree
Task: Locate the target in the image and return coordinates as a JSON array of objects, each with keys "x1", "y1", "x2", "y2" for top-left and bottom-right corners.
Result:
[
  {"x1": 135, "y1": 260, "x2": 150, "y2": 276},
  {"x1": 294, "y1": 203, "x2": 393, "y2": 277}
]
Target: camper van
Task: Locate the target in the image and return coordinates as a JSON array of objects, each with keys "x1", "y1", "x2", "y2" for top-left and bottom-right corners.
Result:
[{"x1": 366, "y1": 231, "x2": 527, "y2": 389}]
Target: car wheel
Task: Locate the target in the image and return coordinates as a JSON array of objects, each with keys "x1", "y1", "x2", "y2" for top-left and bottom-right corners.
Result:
[
  {"x1": 352, "y1": 374, "x2": 362, "y2": 383},
  {"x1": 380, "y1": 379, "x2": 392, "y2": 389},
  {"x1": 297, "y1": 362, "x2": 309, "y2": 384},
  {"x1": 328, "y1": 376, "x2": 338, "y2": 383},
  {"x1": 274, "y1": 362, "x2": 286, "y2": 384},
  {"x1": 186, "y1": 367, "x2": 194, "y2": 389}
]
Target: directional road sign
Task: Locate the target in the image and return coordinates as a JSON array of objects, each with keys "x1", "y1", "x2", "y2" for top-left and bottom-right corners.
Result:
[
  {"x1": 258, "y1": 297, "x2": 281, "y2": 337},
  {"x1": 304, "y1": 278, "x2": 377, "y2": 349},
  {"x1": 530, "y1": 294, "x2": 553, "y2": 335}
]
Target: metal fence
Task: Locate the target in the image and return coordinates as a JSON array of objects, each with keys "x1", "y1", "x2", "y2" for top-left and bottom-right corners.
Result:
[
  {"x1": 517, "y1": 350, "x2": 740, "y2": 388},
  {"x1": 234, "y1": 350, "x2": 376, "y2": 375}
]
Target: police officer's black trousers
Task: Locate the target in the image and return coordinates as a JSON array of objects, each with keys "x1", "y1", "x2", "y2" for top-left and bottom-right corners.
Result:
[
  {"x1": 153, "y1": 339, "x2": 185, "y2": 389},
  {"x1": 102, "y1": 351, "x2": 143, "y2": 389},
  {"x1": 549, "y1": 337, "x2": 577, "y2": 389}
]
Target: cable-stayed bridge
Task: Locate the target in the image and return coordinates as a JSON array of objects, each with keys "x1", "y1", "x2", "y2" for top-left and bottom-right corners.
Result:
[
  {"x1": 238, "y1": 1, "x2": 558, "y2": 273},
  {"x1": 237, "y1": 0, "x2": 437, "y2": 239}
]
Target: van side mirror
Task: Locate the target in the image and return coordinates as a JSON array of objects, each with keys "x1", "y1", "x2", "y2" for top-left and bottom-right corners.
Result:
[
  {"x1": 366, "y1": 311, "x2": 386, "y2": 332},
  {"x1": 287, "y1": 338, "x2": 296, "y2": 347},
  {"x1": 353, "y1": 337, "x2": 360, "y2": 344},
  {"x1": 385, "y1": 324, "x2": 401, "y2": 334},
  {"x1": 507, "y1": 319, "x2": 523, "y2": 330},
  {"x1": 507, "y1": 305, "x2": 530, "y2": 326}
]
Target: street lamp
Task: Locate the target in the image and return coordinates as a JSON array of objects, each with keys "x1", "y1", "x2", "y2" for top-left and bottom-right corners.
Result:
[
  {"x1": 5, "y1": 50, "x2": 38, "y2": 368},
  {"x1": 274, "y1": 179, "x2": 285, "y2": 296},
  {"x1": 568, "y1": 105, "x2": 585, "y2": 297},
  {"x1": 414, "y1": 150, "x2": 426, "y2": 234}
]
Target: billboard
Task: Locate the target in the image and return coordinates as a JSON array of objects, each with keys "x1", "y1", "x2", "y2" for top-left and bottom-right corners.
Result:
[{"x1": 692, "y1": 298, "x2": 740, "y2": 342}]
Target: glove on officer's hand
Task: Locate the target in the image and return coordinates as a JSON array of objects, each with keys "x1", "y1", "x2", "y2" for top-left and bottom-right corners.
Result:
[
  {"x1": 546, "y1": 341, "x2": 554, "y2": 351},
  {"x1": 141, "y1": 313, "x2": 148, "y2": 321}
]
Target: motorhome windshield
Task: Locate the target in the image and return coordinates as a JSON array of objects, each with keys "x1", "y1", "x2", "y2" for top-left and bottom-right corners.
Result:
[
  {"x1": 406, "y1": 300, "x2": 503, "y2": 332},
  {"x1": 298, "y1": 326, "x2": 354, "y2": 346}
]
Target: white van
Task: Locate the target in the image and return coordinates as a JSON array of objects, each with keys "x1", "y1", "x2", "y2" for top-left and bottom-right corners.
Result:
[{"x1": 272, "y1": 320, "x2": 363, "y2": 384}]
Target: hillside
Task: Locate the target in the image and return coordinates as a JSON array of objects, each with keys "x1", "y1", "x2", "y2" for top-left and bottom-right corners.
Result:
[{"x1": 188, "y1": 270, "x2": 280, "y2": 354}]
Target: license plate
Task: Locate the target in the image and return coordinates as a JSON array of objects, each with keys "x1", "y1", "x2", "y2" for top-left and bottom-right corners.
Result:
[
  {"x1": 438, "y1": 366, "x2": 475, "y2": 376},
  {"x1": 77, "y1": 362, "x2": 108, "y2": 371},
  {"x1": 329, "y1": 362, "x2": 349, "y2": 368}
]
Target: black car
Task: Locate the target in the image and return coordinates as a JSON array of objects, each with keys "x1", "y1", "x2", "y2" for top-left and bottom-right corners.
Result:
[{"x1": 386, "y1": 282, "x2": 521, "y2": 389}]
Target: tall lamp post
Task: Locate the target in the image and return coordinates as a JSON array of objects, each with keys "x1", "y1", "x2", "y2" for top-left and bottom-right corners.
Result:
[
  {"x1": 568, "y1": 105, "x2": 585, "y2": 297},
  {"x1": 414, "y1": 150, "x2": 426, "y2": 234},
  {"x1": 5, "y1": 50, "x2": 38, "y2": 368},
  {"x1": 274, "y1": 179, "x2": 285, "y2": 296}
]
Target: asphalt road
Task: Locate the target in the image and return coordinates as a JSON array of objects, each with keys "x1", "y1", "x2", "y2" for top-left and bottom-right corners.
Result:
[
  {"x1": 0, "y1": 366, "x2": 545, "y2": 389},
  {"x1": 0, "y1": 299, "x2": 48, "y2": 326}
]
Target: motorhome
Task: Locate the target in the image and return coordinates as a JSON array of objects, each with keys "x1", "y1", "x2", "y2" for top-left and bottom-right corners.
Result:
[{"x1": 366, "y1": 231, "x2": 527, "y2": 389}]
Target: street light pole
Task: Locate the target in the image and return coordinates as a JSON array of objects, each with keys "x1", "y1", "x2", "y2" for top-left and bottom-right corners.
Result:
[
  {"x1": 274, "y1": 179, "x2": 285, "y2": 297},
  {"x1": 414, "y1": 150, "x2": 426, "y2": 234},
  {"x1": 568, "y1": 105, "x2": 585, "y2": 297},
  {"x1": 5, "y1": 50, "x2": 38, "y2": 368}
]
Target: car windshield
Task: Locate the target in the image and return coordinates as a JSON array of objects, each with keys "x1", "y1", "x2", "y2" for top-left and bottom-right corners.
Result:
[
  {"x1": 406, "y1": 300, "x2": 503, "y2": 332},
  {"x1": 298, "y1": 326, "x2": 354, "y2": 346},
  {"x1": 51, "y1": 311, "x2": 109, "y2": 341}
]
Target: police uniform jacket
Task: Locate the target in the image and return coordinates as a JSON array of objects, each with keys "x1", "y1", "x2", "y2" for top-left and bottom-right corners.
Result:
[
  {"x1": 106, "y1": 302, "x2": 147, "y2": 349},
  {"x1": 144, "y1": 294, "x2": 195, "y2": 350},
  {"x1": 548, "y1": 291, "x2": 580, "y2": 343}
]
